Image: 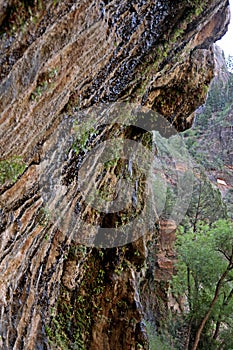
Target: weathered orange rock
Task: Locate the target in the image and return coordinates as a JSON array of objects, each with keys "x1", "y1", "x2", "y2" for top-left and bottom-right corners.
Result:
[{"x1": 0, "y1": 0, "x2": 230, "y2": 349}]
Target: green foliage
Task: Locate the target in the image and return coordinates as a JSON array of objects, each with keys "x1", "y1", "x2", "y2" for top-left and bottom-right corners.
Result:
[
  {"x1": 171, "y1": 219, "x2": 233, "y2": 349},
  {"x1": 0, "y1": 156, "x2": 26, "y2": 185},
  {"x1": 146, "y1": 322, "x2": 178, "y2": 350},
  {"x1": 158, "y1": 53, "x2": 233, "y2": 350},
  {"x1": 182, "y1": 61, "x2": 233, "y2": 223},
  {"x1": 182, "y1": 171, "x2": 227, "y2": 231},
  {"x1": 161, "y1": 186, "x2": 177, "y2": 219},
  {"x1": 46, "y1": 290, "x2": 89, "y2": 350},
  {"x1": 224, "y1": 189, "x2": 233, "y2": 219},
  {"x1": 46, "y1": 247, "x2": 109, "y2": 350},
  {"x1": 182, "y1": 70, "x2": 233, "y2": 171},
  {"x1": 103, "y1": 158, "x2": 120, "y2": 170},
  {"x1": 172, "y1": 28, "x2": 184, "y2": 42},
  {"x1": 72, "y1": 120, "x2": 96, "y2": 154},
  {"x1": 0, "y1": 0, "x2": 46, "y2": 36},
  {"x1": 37, "y1": 207, "x2": 51, "y2": 227},
  {"x1": 30, "y1": 67, "x2": 59, "y2": 101},
  {"x1": 174, "y1": 221, "x2": 231, "y2": 294}
]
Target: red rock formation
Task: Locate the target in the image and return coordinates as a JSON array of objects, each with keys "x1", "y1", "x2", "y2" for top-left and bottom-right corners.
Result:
[{"x1": 0, "y1": 0, "x2": 230, "y2": 349}]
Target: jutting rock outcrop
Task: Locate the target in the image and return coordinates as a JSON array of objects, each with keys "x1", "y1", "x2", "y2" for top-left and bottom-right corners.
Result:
[{"x1": 0, "y1": 1, "x2": 230, "y2": 349}]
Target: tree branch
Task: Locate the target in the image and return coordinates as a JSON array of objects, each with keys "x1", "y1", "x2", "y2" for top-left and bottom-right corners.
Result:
[
  {"x1": 217, "y1": 248, "x2": 230, "y2": 261},
  {"x1": 192, "y1": 262, "x2": 232, "y2": 350}
]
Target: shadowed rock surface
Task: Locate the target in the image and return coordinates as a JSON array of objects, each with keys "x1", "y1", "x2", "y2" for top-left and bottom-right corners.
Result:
[{"x1": 0, "y1": 0, "x2": 230, "y2": 349}]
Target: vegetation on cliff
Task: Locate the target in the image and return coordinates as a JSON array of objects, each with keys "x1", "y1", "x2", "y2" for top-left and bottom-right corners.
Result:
[
  {"x1": 152, "y1": 51, "x2": 233, "y2": 350},
  {"x1": 0, "y1": 1, "x2": 231, "y2": 349},
  {"x1": 183, "y1": 59, "x2": 233, "y2": 172},
  {"x1": 172, "y1": 219, "x2": 233, "y2": 350},
  {"x1": 182, "y1": 50, "x2": 233, "y2": 218}
]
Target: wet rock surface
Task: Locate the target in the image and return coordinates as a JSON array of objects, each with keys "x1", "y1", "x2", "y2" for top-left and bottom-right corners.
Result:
[{"x1": 0, "y1": 0, "x2": 230, "y2": 349}]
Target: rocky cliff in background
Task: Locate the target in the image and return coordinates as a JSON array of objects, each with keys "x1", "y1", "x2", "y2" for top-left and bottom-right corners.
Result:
[
  {"x1": 0, "y1": 1, "x2": 230, "y2": 349},
  {"x1": 183, "y1": 45, "x2": 233, "y2": 220}
]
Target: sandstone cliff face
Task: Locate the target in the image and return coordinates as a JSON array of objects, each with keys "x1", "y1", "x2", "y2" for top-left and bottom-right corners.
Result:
[{"x1": 0, "y1": 1, "x2": 230, "y2": 349}]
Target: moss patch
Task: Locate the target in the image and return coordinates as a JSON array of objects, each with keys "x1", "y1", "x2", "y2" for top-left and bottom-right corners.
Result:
[
  {"x1": 46, "y1": 247, "x2": 108, "y2": 350},
  {"x1": 0, "y1": 156, "x2": 26, "y2": 185}
]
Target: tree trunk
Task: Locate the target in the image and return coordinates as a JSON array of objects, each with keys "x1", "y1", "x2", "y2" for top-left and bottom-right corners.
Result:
[
  {"x1": 213, "y1": 287, "x2": 233, "y2": 340},
  {"x1": 184, "y1": 316, "x2": 193, "y2": 350},
  {"x1": 192, "y1": 267, "x2": 231, "y2": 350}
]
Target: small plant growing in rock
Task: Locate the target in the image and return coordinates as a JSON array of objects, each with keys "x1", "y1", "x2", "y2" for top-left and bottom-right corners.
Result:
[
  {"x1": 0, "y1": 156, "x2": 26, "y2": 185},
  {"x1": 72, "y1": 120, "x2": 96, "y2": 154},
  {"x1": 30, "y1": 67, "x2": 59, "y2": 101}
]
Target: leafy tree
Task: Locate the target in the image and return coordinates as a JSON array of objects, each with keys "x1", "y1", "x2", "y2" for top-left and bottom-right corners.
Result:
[
  {"x1": 224, "y1": 189, "x2": 233, "y2": 219},
  {"x1": 171, "y1": 219, "x2": 233, "y2": 350},
  {"x1": 146, "y1": 321, "x2": 178, "y2": 350},
  {"x1": 182, "y1": 171, "x2": 227, "y2": 233},
  {"x1": 164, "y1": 51, "x2": 233, "y2": 350}
]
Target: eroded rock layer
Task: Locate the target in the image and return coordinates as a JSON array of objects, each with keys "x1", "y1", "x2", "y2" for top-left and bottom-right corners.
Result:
[{"x1": 0, "y1": 0, "x2": 230, "y2": 349}]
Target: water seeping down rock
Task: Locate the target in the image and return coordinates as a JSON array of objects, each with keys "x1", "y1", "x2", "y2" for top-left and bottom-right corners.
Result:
[{"x1": 0, "y1": 1, "x2": 230, "y2": 349}]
